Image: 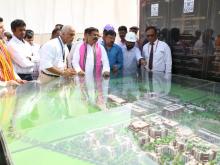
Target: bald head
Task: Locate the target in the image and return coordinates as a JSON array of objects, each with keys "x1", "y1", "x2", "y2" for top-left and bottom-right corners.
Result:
[
  {"x1": 60, "y1": 25, "x2": 75, "y2": 44},
  {"x1": 61, "y1": 25, "x2": 74, "y2": 34}
]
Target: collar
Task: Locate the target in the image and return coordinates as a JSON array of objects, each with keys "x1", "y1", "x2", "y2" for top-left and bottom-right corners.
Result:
[
  {"x1": 149, "y1": 39, "x2": 159, "y2": 45},
  {"x1": 103, "y1": 42, "x2": 116, "y2": 49},
  {"x1": 58, "y1": 36, "x2": 65, "y2": 46},
  {"x1": 126, "y1": 46, "x2": 135, "y2": 52},
  {"x1": 12, "y1": 35, "x2": 25, "y2": 44}
]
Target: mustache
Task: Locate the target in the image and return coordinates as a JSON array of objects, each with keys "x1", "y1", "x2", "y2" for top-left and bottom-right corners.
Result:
[
  {"x1": 93, "y1": 37, "x2": 98, "y2": 41},
  {"x1": 126, "y1": 45, "x2": 134, "y2": 50}
]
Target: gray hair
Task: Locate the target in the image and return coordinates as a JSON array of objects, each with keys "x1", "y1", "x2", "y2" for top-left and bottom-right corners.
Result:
[{"x1": 61, "y1": 25, "x2": 74, "y2": 34}]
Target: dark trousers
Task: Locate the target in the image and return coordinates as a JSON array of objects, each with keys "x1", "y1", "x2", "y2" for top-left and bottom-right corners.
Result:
[{"x1": 18, "y1": 74, "x2": 33, "y2": 81}]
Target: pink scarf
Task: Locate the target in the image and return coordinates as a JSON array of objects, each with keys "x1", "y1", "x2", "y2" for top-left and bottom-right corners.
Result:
[{"x1": 79, "y1": 42, "x2": 102, "y2": 77}]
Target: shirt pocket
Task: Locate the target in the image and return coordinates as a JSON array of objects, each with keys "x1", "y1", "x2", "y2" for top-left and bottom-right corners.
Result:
[{"x1": 154, "y1": 49, "x2": 165, "y2": 64}]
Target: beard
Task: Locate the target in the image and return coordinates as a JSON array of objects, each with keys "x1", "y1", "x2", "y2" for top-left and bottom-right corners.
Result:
[
  {"x1": 126, "y1": 45, "x2": 134, "y2": 50},
  {"x1": 93, "y1": 37, "x2": 98, "y2": 41}
]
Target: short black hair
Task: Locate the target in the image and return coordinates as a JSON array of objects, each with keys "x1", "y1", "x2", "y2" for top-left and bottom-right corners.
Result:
[
  {"x1": 0, "y1": 17, "x2": 3, "y2": 22},
  {"x1": 145, "y1": 26, "x2": 157, "y2": 34},
  {"x1": 55, "y1": 24, "x2": 63, "y2": 30},
  {"x1": 4, "y1": 32, "x2": 12, "y2": 40},
  {"x1": 25, "y1": 29, "x2": 34, "y2": 39},
  {"x1": 103, "y1": 30, "x2": 116, "y2": 36},
  {"x1": 118, "y1": 26, "x2": 127, "y2": 32},
  {"x1": 129, "y1": 26, "x2": 139, "y2": 31},
  {"x1": 51, "y1": 28, "x2": 61, "y2": 39},
  {"x1": 84, "y1": 27, "x2": 99, "y2": 34},
  {"x1": 11, "y1": 19, "x2": 26, "y2": 32}
]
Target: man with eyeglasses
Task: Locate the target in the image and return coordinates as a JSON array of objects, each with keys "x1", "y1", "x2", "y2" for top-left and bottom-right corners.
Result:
[
  {"x1": 72, "y1": 27, "x2": 110, "y2": 77},
  {"x1": 142, "y1": 26, "x2": 172, "y2": 73}
]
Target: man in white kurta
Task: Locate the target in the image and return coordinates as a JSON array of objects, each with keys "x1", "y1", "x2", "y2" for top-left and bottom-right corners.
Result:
[{"x1": 72, "y1": 27, "x2": 110, "y2": 77}]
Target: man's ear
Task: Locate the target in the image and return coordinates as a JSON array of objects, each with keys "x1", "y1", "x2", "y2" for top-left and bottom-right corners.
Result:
[{"x1": 85, "y1": 35, "x2": 89, "y2": 43}]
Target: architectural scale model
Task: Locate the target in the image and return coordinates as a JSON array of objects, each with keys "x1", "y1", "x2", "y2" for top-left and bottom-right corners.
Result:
[
  {"x1": 128, "y1": 114, "x2": 220, "y2": 165},
  {"x1": 162, "y1": 104, "x2": 185, "y2": 117}
]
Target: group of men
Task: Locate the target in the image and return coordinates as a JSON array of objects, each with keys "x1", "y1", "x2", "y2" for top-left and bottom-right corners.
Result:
[{"x1": 0, "y1": 17, "x2": 172, "y2": 86}]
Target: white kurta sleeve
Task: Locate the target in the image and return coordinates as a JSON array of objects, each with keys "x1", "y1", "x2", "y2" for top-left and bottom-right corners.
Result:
[
  {"x1": 142, "y1": 44, "x2": 149, "y2": 60},
  {"x1": 67, "y1": 42, "x2": 77, "y2": 68},
  {"x1": 72, "y1": 43, "x2": 82, "y2": 73},
  {"x1": 164, "y1": 44, "x2": 172, "y2": 73},
  {"x1": 100, "y1": 45, "x2": 110, "y2": 73},
  {"x1": 135, "y1": 47, "x2": 143, "y2": 61}
]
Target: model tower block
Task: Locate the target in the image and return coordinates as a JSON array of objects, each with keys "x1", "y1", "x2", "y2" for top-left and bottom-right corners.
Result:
[
  {"x1": 162, "y1": 104, "x2": 184, "y2": 117},
  {"x1": 187, "y1": 138, "x2": 218, "y2": 163},
  {"x1": 148, "y1": 125, "x2": 168, "y2": 139},
  {"x1": 128, "y1": 120, "x2": 150, "y2": 132}
]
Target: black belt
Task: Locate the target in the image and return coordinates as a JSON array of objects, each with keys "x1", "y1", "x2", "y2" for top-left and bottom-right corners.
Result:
[{"x1": 41, "y1": 71, "x2": 60, "y2": 77}]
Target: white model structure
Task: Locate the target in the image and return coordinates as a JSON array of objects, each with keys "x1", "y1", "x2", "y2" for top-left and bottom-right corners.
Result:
[
  {"x1": 163, "y1": 104, "x2": 185, "y2": 117},
  {"x1": 197, "y1": 128, "x2": 220, "y2": 145},
  {"x1": 131, "y1": 105, "x2": 146, "y2": 117},
  {"x1": 153, "y1": 97, "x2": 173, "y2": 106},
  {"x1": 148, "y1": 125, "x2": 168, "y2": 139},
  {"x1": 108, "y1": 94, "x2": 126, "y2": 104},
  {"x1": 102, "y1": 128, "x2": 116, "y2": 143},
  {"x1": 134, "y1": 100, "x2": 158, "y2": 110},
  {"x1": 128, "y1": 120, "x2": 150, "y2": 132}
]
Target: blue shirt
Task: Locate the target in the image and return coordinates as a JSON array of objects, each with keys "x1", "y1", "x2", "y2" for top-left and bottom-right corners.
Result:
[{"x1": 102, "y1": 43, "x2": 123, "y2": 70}]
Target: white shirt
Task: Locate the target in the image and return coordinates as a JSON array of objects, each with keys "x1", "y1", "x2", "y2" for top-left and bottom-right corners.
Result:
[
  {"x1": 72, "y1": 42, "x2": 110, "y2": 75},
  {"x1": 122, "y1": 46, "x2": 142, "y2": 75},
  {"x1": 39, "y1": 37, "x2": 69, "y2": 76},
  {"x1": 7, "y1": 36, "x2": 34, "y2": 74},
  {"x1": 116, "y1": 41, "x2": 126, "y2": 49},
  {"x1": 30, "y1": 43, "x2": 40, "y2": 63},
  {"x1": 142, "y1": 39, "x2": 172, "y2": 73}
]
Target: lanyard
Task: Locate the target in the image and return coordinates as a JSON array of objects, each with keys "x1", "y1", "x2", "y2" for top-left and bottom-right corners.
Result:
[{"x1": 57, "y1": 37, "x2": 65, "y2": 62}]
